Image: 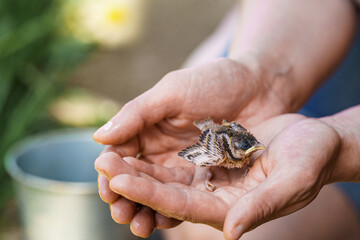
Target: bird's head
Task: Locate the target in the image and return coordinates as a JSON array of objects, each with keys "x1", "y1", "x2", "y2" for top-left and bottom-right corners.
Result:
[{"x1": 229, "y1": 132, "x2": 265, "y2": 160}]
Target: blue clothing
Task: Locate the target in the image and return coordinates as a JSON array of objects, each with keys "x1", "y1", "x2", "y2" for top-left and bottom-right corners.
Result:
[
  {"x1": 299, "y1": 26, "x2": 360, "y2": 117},
  {"x1": 299, "y1": 24, "x2": 360, "y2": 217}
]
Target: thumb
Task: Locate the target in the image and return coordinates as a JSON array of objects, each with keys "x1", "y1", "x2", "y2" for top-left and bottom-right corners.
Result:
[
  {"x1": 223, "y1": 181, "x2": 286, "y2": 240},
  {"x1": 93, "y1": 78, "x2": 182, "y2": 145}
]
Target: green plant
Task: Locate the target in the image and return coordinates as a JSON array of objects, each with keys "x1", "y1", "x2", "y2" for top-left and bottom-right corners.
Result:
[{"x1": 0, "y1": 0, "x2": 92, "y2": 208}]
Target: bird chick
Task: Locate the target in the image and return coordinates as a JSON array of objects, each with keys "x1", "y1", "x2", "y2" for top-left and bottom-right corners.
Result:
[{"x1": 178, "y1": 118, "x2": 265, "y2": 191}]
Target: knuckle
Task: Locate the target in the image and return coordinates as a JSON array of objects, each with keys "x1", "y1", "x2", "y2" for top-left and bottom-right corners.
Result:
[
  {"x1": 162, "y1": 69, "x2": 183, "y2": 81},
  {"x1": 101, "y1": 151, "x2": 120, "y2": 160},
  {"x1": 123, "y1": 156, "x2": 137, "y2": 166},
  {"x1": 111, "y1": 206, "x2": 126, "y2": 224},
  {"x1": 251, "y1": 198, "x2": 274, "y2": 224}
]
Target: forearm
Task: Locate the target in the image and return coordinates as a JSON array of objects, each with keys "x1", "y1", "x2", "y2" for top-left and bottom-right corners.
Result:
[
  {"x1": 321, "y1": 105, "x2": 360, "y2": 183},
  {"x1": 230, "y1": 0, "x2": 358, "y2": 112}
]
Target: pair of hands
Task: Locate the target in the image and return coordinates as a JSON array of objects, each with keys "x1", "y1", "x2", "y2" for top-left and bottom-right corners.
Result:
[{"x1": 94, "y1": 59, "x2": 341, "y2": 239}]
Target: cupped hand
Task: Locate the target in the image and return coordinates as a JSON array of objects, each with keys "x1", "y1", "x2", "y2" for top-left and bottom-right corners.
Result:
[
  {"x1": 95, "y1": 113, "x2": 343, "y2": 239},
  {"x1": 93, "y1": 57, "x2": 288, "y2": 147},
  {"x1": 93, "y1": 57, "x2": 289, "y2": 237}
]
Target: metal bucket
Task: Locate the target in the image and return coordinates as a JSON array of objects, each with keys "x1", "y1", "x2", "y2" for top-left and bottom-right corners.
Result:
[{"x1": 5, "y1": 129, "x2": 138, "y2": 240}]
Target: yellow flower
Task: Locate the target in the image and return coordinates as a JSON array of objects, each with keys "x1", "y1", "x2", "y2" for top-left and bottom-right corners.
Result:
[{"x1": 63, "y1": 0, "x2": 145, "y2": 48}]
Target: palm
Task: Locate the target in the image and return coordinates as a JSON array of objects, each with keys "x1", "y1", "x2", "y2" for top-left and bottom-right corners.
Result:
[{"x1": 104, "y1": 113, "x2": 340, "y2": 233}]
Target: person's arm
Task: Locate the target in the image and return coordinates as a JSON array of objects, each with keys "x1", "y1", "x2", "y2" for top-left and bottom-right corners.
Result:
[
  {"x1": 230, "y1": 0, "x2": 358, "y2": 112},
  {"x1": 93, "y1": 0, "x2": 358, "y2": 145},
  {"x1": 93, "y1": 0, "x2": 359, "y2": 237},
  {"x1": 321, "y1": 105, "x2": 360, "y2": 182}
]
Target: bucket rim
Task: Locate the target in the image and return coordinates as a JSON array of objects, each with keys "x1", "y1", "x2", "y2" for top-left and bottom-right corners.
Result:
[{"x1": 4, "y1": 128, "x2": 103, "y2": 195}]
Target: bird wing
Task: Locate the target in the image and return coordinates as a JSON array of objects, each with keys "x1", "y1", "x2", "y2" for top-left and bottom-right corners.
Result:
[
  {"x1": 178, "y1": 129, "x2": 224, "y2": 166},
  {"x1": 194, "y1": 117, "x2": 215, "y2": 131}
]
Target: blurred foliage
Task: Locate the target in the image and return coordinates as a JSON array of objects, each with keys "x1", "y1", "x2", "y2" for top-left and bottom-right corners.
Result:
[
  {"x1": 0, "y1": 0, "x2": 93, "y2": 208},
  {"x1": 63, "y1": 0, "x2": 145, "y2": 48},
  {"x1": 49, "y1": 88, "x2": 120, "y2": 127}
]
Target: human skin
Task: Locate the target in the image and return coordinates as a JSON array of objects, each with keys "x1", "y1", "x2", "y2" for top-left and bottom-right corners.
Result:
[
  {"x1": 162, "y1": 184, "x2": 360, "y2": 240},
  {"x1": 93, "y1": 0, "x2": 359, "y2": 238},
  {"x1": 93, "y1": 56, "x2": 303, "y2": 238},
  {"x1": 95, "y1": 106, "x2": 360, "y2": 239},
  {"x1": 94, "y1": 57, "x2": 287, "y2": 237}
]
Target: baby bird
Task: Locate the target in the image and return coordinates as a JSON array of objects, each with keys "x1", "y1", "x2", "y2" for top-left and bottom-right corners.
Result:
[{"x1": 178, "y1": 118, "x2": 265, "y2": 191}]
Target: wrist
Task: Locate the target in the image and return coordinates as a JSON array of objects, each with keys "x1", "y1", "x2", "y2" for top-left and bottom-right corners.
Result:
[
  {"x1": 320, "y1": 107, "x2": 360, "y2": 183},
  {"x1": 229, "y1": 50, "x2": 298, "y2": 113}
]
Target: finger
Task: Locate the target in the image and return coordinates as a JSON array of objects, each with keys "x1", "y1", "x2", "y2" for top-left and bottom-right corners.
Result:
[
  {"x1": 223, "y1": 179, "x2": 304, "y2": 240},
  {"x1": 109, "y1": 174, "x2": 228, "y2": 228},
  {"x1": 155, "y1": 212, "x2": 182, "y2": 229},
  {"x1": 98, "y1": 174, "x2": 119, "y2": 203},
  {"x1": 95, "y1": 153, "x2": 192, "y2": 185},
  {"x1": 97, "y1": 141, "x2": 140, "y2": 203},
  {"x1": 96, "y1": 153, "x2": 192, "y2": 229},
  {"x1": 110, "y1": 197, "x2": 138, "y2": 224},
  {"x1": 130, "y1": 206, "x2": 155, "y2": 238},
  {"x1": 223, "y1": 187, "x2": 268, "y2": 239},
  {"x1": 93, "y1": 78, "x2": 182, "y2": 145},
  {"x1": 101, "y1": 137, "x2": 139, "y2": 157},
  {"x1": 94, "y1": 152, "x2": 138, "y2": 179},
  {"x1": 95, "y1": 152, "x2": 140, "y2": 224},
  {"x1": 123, "y1": 157, "x2": 194, "y2": 184},
  {"x1": 110, "y1": 171, "x2": 180, "y2": 232}
]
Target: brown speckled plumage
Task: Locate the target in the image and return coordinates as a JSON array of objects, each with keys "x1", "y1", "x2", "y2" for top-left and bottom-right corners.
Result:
[{"x1": 178, "y1": 118, "x2": 265, "y2": 169}]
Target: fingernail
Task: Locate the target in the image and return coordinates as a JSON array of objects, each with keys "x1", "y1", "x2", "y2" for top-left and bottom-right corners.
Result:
[
  {"x1": 98, "y1": 174, "x2": 108, "y2": 188},
  {"x1": 97, "y1": 170, "x2": 110, "y2": 180},
  {"x1": 93, "y1": 121, "x2": 113, "y2": 140},
  {"x1": 99, "y1": 121, "x2": 113, "y2": 132},
  {"x1": 232, "y1": 224, "x2": 245, "y2": 239}
]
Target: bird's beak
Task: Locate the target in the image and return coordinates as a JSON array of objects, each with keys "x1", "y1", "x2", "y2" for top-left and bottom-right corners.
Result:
[{"x1": 245, "y1": 143, "x2": 265, "y2": 155}]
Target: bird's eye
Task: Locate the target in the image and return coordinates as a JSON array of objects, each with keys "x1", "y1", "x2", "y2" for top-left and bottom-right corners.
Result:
[{"x1": 233, "y1": 139, "x2": 251, "y2": 150}]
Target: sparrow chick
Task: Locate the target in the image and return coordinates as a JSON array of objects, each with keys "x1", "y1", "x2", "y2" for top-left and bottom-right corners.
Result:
[{"x1": 178, "y1": 118, "x2": 265, "y2": 191}]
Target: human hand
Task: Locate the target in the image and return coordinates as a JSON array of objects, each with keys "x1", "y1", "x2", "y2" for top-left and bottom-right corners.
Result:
[
  {"x1": 93, "y1": 57, "x2": 292, "y2": 237},
  {"x1": 93, "y1": 57, "x2": 291, "y2": 146},
  {"x1": 95, "y1": 113, "x2": 343, "y2": 239}
]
